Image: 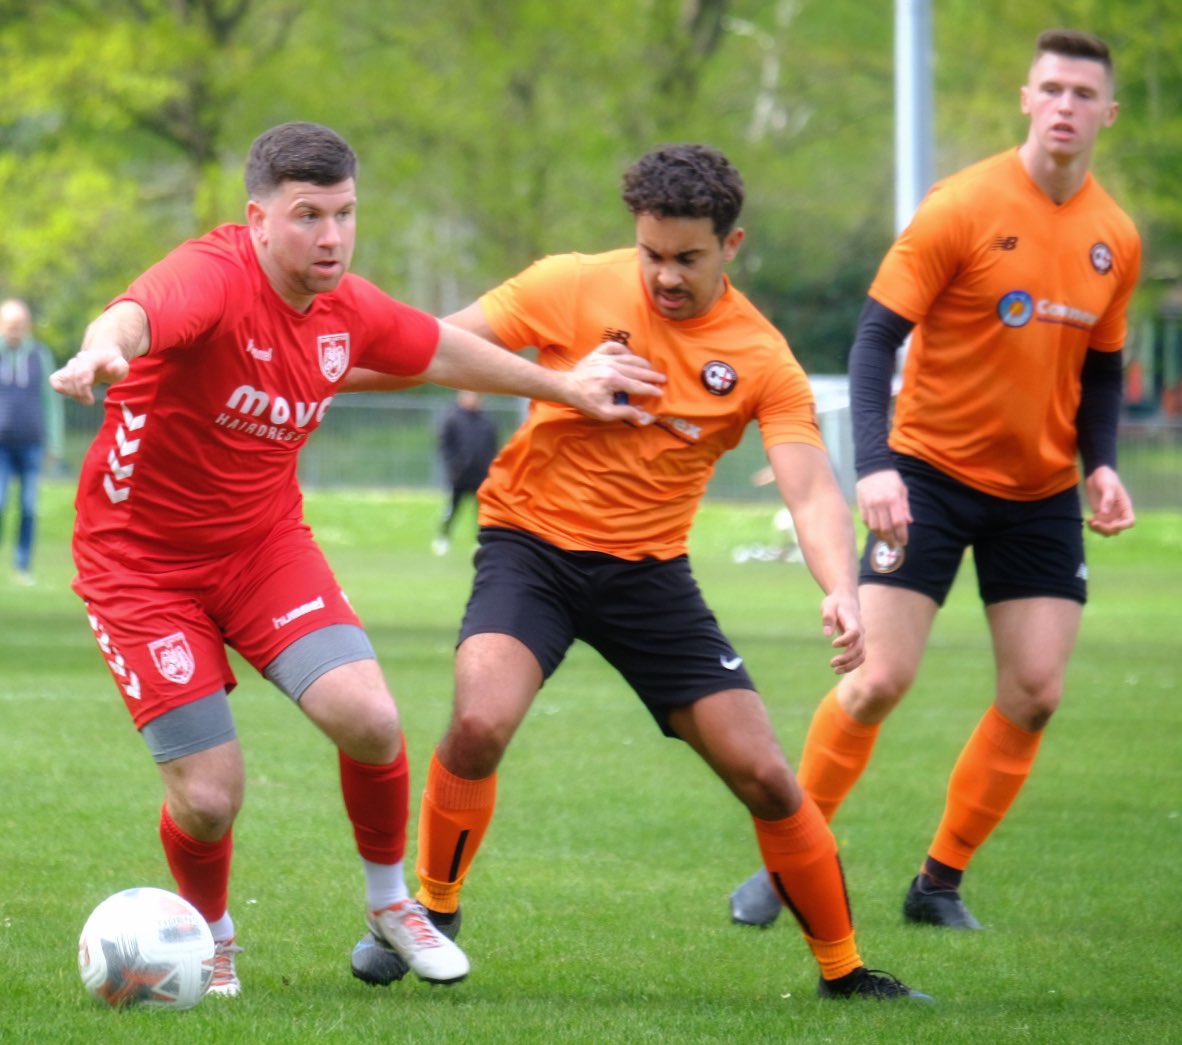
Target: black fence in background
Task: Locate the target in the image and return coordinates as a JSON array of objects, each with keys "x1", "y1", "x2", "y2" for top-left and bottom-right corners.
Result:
[{"x1": 60, "y1": 388, "x2": 1182, "y2": 510}]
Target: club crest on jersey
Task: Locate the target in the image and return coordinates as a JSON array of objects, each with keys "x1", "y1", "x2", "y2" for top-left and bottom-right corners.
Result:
[
  {"x1": 148, "y1": 632, "x2": 195, "y2": 684},
  {"x1": 701, "y1": 360, "x2": 738, "y2": 396},
  {"x1": 1090, "y1": 242, "x2": 1113, "y2": 275},
  {"x1": 870, "y1": 540, "x2": 905, "y2": 575},
  {"x1": 318, "y1": 333, "x2": 350, "y2": 382}
]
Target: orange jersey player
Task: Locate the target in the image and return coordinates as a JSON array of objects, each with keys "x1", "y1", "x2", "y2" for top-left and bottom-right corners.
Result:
[
  {"x1": 475, "y1": 246, "x2": 824, "y2": 559},
  {"x1": 730, "y1": 27, "x2": 1140, "y2": 935},
  {"x1": 347, "y1": 144, "x2": 932, "y2": 1002}
]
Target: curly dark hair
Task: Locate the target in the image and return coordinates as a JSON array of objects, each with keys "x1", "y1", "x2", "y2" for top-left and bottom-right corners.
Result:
[
  {"x1": 621, "y1": 144, "x2": 744, "y2": 240},
  {"x1": 244, "y1": 122, "x2": 358, "y2": 199}
]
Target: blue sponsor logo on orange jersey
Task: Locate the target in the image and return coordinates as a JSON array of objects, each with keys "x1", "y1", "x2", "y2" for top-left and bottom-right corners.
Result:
[{"x1": 997, "y1": 290, "x2": 1034, "y2": 328}]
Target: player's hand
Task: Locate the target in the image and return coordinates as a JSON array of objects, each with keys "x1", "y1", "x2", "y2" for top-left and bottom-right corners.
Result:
[
  {"x1": 1084, "y1": 465, "x2": 1135, "y2": 536},
  {"x1": 50, "y1": 346, "x2": 131, "y2": 405},
  {"x1": 820, "y1": 587, "x2": 865, "y2": 674},
  {"x1": 567, "y1": 341, "x2": 665, "y2": 423},
  {"x1": 855, "y1": 468, "x2": 911, "y2": 548}
]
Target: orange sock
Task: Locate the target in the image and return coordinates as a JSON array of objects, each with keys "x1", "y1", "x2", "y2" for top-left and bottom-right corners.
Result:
[
  {"x1": 797, "y1": 687, "x2": 881, "y2": 822},
  {"x1": 753, "y1": 799, "x2": 862, "y2": 980},
  {"x1": 928, "y1": 704, "x2": 1043, "y2": 870},
  {"x1": 415, "y1": 751, "x2": 496, "y2": 914}
]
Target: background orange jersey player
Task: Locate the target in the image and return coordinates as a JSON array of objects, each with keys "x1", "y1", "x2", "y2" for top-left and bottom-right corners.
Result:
[
  {"x1": 349, "y1": 144, "x2": 931, "y2": 1001},
  {"x1": 730, "y1": 27, "x2": 1140, "y2": 933}
]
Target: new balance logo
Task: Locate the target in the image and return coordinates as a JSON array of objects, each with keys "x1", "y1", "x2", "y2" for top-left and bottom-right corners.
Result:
[
  {"x1": 720, "y1": 654, "x2": 743, "y2": 670},
  {"x1": 601, "y1": 327, "x2": 631, "y2": 346},
  {"x1": 990, "y1": 236, "x2": 1019, "y2": 251}
]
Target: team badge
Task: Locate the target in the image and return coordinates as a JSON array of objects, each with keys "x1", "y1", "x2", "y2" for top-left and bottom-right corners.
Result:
[
  {"x1": 701, "y1": 360, "x2": 738, "y2": 396},
  {"x1": 1089, "y1": 242, "x2": 1113, "y2": 275},
  {"x1": 318, "y1": 333, "x2": 350, "y2": 382},
  {"x1": 148, "y1": 632, "x2": 195, "y2": 684},
  {"x1": 869, "y1": 540, "x2": 905, "y2": 575},
  {"x1": 997, "y1": 290, "x2": 1034, "y2": 328}
]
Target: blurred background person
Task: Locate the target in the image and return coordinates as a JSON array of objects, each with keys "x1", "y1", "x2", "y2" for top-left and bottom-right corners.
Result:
[
  {"x1": 0, "y1": 298, "x2": 63, "y2": 586},
  {"x1": 432, "y1": 390, "x2": 498, "y2": 556}
]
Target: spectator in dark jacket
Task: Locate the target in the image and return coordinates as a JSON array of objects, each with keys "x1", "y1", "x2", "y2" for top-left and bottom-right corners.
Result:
[
  {"x1": 1, "y1": 298, "x2": 63, "y2": 585},
  {"x1": 433, "y1": 390, "x2": 498, "y2": 555}
]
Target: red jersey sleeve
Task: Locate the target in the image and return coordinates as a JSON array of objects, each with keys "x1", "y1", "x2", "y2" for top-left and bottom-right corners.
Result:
[
  {"x1": 345, "y1": 276, "x2": 441, "y2": 376},
  {"x1": 115, "y1": 235, "x2": 239, "y2": 350}
]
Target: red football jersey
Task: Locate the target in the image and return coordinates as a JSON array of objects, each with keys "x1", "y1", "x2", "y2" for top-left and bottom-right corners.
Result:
[{"x1": 73, "y1": 224, "x2": 439, "y2": 564}]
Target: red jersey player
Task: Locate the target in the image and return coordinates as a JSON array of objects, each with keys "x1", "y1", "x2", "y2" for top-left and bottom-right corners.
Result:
[{"x1": 51, "y1": 121, "x2": 663, "y2": 997}]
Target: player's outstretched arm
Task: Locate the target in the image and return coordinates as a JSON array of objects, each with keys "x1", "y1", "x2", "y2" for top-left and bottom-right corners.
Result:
[
  {"x1": 51, "y1": 301, "x2": 151, "y2": 405},
  {"x1": 422, "y1": 305, "x2": 663, "y2": 422},
  {"x1": 768, "y1": 442, "x2": 865, "y2": 674}
]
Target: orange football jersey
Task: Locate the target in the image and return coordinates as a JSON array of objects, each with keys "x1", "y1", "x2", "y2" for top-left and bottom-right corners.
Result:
[
  {"x1": 871, "y1": 149, "x2": 1140, "y2": 499},
  {"x1": 477, "y1": 248, "x2": 823, "y2": 559}
]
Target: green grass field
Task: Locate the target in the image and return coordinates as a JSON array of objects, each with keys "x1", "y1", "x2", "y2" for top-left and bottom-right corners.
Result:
[{"x1": 1, "y1": 483, "x2": 1179, "y2": 1043}]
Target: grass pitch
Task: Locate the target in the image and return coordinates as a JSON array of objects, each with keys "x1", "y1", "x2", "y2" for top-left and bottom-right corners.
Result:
[{"x1": 1, "y1": 483, "x2": 1178, "y2": 1043}]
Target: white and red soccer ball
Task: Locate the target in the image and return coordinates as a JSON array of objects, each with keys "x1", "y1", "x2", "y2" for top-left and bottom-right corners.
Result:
[{"x1": 78, "y1": 887, "x2": 214, "y2": 1010}]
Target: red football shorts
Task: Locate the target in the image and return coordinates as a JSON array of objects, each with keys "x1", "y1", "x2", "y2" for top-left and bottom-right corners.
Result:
[{"x1": 71, "y1": 516, "x2": 363, "y2": 728}]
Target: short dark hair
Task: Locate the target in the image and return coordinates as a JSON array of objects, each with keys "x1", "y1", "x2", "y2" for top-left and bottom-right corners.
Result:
[
  {"x1": 621, "y1": 144, "x2": 744, "y2": 240},
  {"x1": 1034, "y1": 28, "x2": 1113, "y2": 79},
  {"x1": 244, "y1": 122, "x2": 358, "y2": 199}
]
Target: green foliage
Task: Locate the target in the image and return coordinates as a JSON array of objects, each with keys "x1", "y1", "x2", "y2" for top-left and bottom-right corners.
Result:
[{"x1": 1, "y1": 1, "x2": 1179, "y2": 367}]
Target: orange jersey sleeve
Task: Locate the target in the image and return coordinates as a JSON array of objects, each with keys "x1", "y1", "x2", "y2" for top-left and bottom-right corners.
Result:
[
  {"x1": 871, "y1": 149, "x2": 1141, "y2": 499},
  {"x1": 477, "y1": 249, "x2": 823, "y2": 559}
]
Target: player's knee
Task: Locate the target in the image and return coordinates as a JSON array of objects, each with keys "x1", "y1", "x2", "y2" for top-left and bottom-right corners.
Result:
[
  {"x1": 439, "y1": 710, "x2": 512, "y2": 778},
  {"x1": 841, "y1": 666, "x2": 912, "y2": 722},
  {"x1": 342, "y1": 704, "x2": 403, "y2": 764},
  {"x1": 168, "y1": 779, "x2": 241, "y2": 840},
  {"x1": 733, "y1": 753, "x2": 796, "y2": 821},
  {"x1": 1003, "y1": 680, "x2": 1062, "y2": 732}
]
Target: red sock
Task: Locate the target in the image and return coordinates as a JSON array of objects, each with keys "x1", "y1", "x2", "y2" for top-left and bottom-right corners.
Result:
[
  {"x1": 338, "y1": 745, "x2": 410, "y2": 864},
  {"x1": 159, "y1": 804, "x2": 232, "y2": 925}
]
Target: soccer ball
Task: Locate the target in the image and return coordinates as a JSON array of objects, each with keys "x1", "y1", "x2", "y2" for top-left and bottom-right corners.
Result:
[{"x1": 78, "y1": 887, "x2": 215, "y2": 1010}]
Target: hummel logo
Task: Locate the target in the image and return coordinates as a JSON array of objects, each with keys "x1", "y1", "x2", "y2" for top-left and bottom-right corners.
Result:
[
  {"x1": 990, "y1": 236, "x2": 1019, "y2": 251},
  {"x1": 720, "y1": 654, "x2": 743, "y2": 670},
  {"x1": 246, "y1": 338, "x2": 274, "y2": 362}
]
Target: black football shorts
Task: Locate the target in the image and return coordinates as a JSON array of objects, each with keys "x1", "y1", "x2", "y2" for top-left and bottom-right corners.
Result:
[
  {"x1": 859, "y1": 454, "x2": 1087, "y2": 607},
  {"x1": 459, "y1": 527, "x2": 757, "y2": 735}
]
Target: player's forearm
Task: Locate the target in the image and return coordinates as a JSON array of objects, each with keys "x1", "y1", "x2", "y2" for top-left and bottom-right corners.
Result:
[
  {"x1": 426, "y1": 322, "x2": 569, "y2": 402},
  {"x1": 1076, "y1": 347, "x2": 1122, "y2": 475},
  {"x1": 769, "y1": 443, "x2": 859, "y2": 598},
  {"x1": 793, "y1": 491, "x2": 860, "y2": 599},
  {"x1": 850, "y1": 297, "x2": 913, "y2": 477},
  {"x1": 83, "y1": 300, "x2": 151, "y2": 363}
]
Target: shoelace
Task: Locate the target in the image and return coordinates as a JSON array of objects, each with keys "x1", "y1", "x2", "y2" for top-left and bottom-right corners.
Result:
[
  {"x1": 211, "y1": 941, "x2": 243, "y2": 985},
  {"x1": 398, "y1": 905, "x2": 445, "y2": 949}
]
